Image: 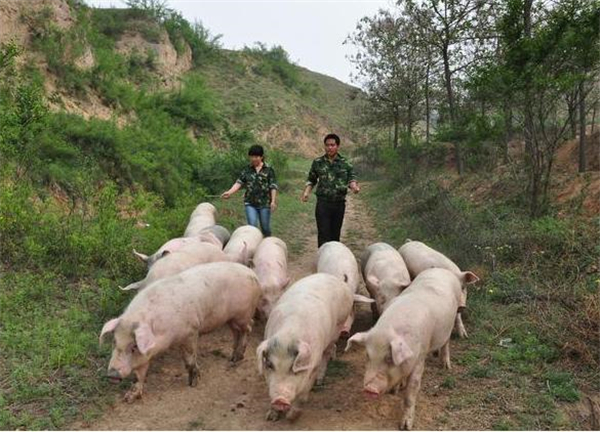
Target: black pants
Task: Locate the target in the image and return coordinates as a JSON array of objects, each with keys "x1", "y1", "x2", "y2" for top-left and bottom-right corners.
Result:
[{"x1": 315, "y1": 199, "x2": 346, "y2": 247}]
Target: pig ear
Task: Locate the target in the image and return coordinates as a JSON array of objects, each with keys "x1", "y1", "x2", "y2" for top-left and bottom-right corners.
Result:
[
  {"x1": 256, "y1": 340, "x2": 269, "y2": 375},
  {"x1": 99, "y1": 318, "x2": 120, "y2": 344},
  {"x1": 120, "y1": 280, "x2": 144, "y2": 291},
  {"x1": 390, "y1": 337, "x2": 414, "y2": 366},
  {"x1": 134, "y1": 323, "x2": 156, "y2": 355},
  {"x1": 133, "y1": 249, "x2": 149, "y2": 263},
  {"x1": 240, "y1": 241, "x2": 248, "y2": 265},
  {"x1": 366, "y1": 274, "x2": 380, "y2": 288},
  {"x1": 462, "y1": 271, "x2": 480, "y2": 285},
  {"x1": 353, "y1": 294, "x2": 375, "y2": 304},
  {"x1": 345, "y1": 332, "x2": 367, "y2": 352},
  {"x1": 292, "y1": 341, "x2": 312, "y2": 373}
]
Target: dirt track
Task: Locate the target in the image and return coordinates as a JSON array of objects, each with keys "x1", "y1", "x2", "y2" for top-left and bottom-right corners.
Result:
[{"x1": 76, "y1": 196, "x2": 471, "y2": 431}]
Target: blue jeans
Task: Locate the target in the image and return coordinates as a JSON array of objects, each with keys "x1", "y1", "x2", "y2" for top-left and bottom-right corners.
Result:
[{"x1": 244, "y1": 204, "x2": 272, "y2": 237}]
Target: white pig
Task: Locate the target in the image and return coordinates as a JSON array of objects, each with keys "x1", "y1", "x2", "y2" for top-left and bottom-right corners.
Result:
[
  {"x1": 183, "y1": 202, "x2": 217, "y2": 237},
  {"x1": 360, "y1": 242, "x2": 411, "y2": 321},
  {"x1": 198, "y1": 224, "x2": 230, "y2": 249},
  {"x1": 133, "y1": 225, "x2": 231, "y2": 268},
  {"x1": 252, "y1": 237, "x2": 291, "y2": 319},
  {"x1": 224, "y1": 225, "x2": 263, "y2": 265},
  {"x1": 257, "y1": 273, "x2": 362, "y2": 421},
  {"x1": 100, "y1": 262, "x2": 262, "y2": 402},
  {"x1": 398, "y1": 240, "x2": 479, "y2": 338},
  {"x1": 345, "y1": 268, "x2": 467, "y2": 430},
  {"x1": 122, "y1": 242, "x2": 230, "y2": 291},
  {"x1": 316, "y1": 241, "x2": 363, "y2": 333},
  {"x1": 316, "y1": 241, "x2": 361, "y2": 294}
]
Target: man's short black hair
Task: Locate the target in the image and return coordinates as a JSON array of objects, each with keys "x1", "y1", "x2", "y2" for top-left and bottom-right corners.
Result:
[
  {"x1": 248, "y1": 144, "x2": 264, "y2": 156},
  {"x1": 323, "y1": 133, "x2": 340, "y2": 145}
]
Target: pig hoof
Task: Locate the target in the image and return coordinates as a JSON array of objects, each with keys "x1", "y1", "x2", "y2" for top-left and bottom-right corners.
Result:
[
  {"x1": 398, "y1": 420, "x2": 411, "y2": 430},
  {"x1": 229, "y1": 353, "x2": 244, "y2": 364},
  {"x1": 286, "y1": 407, "x2": 302, "y2": 422},
  {"x1": 266, "y1": 409, "x2": 283, "y2": 422},
  {"x1": 188, "y1": 370, "x2": 199, "y2": 387},
  {"x1": 399, "y1": 414, "x2": 413, "y2": 430},
  {"x1": 123, "y1": 390, "x2": 142, "y2": 404}
]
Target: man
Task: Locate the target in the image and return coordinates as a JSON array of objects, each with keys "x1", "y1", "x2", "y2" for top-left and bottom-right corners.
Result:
[
  {"x1": 221, "y1": 144, "x2": 278, "y2": 236},
  {"x1": 301, "y1": 133, "x2": 360, "y2": 247}
]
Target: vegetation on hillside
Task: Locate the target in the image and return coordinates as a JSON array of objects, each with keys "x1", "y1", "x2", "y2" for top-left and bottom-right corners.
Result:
[{"x1": 348, "y1": 0, "x2": 599, "y2": 216}]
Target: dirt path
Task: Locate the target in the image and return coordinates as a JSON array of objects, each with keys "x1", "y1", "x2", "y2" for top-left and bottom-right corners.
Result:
[{"x1": 76, "y1": 194, "x2": 468, "y2": 431}]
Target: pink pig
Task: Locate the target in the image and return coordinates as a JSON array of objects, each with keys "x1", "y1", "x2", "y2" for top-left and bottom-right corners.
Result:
[{"x1": 100, "y1": 262, "x2": 261, "y2": 403}]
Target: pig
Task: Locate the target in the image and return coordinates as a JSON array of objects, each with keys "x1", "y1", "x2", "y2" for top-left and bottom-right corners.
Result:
[
  {"x1": 256, "y1": 273, "x2": 371, "y2": 422},
  {"x1": 316, "y1": 241, "x2": 361, "y2": 294},
  {"x1": 198, "y1": 224, "x2": 230, "y2": 249},
  {"x1": 224, "y1": 225, "x2": 263, "y2": 265},
  {"x1": 398, "y1": 240, "x2": 479, "y2": 338},
  {"x1": 252, "y1": 237, "x2": 291, "y2": 319},
  {"x1": 133, "y1": 225, "x2": 232, "y2": 268},
  {"x1": 122, "y1": 242, "x2": 230, "y2": 291},
  {"x1": 360, "y1": 242, "x2": 411, "y2": 322},
  {"x1": 100, "y1": 262, "x2": 261, "y2": 402},
  {"x1": 345, "y1": 268, "x2": 468, "y2": 430},
  {"x1": 183, "y1": 202, "x2": 217, "y2": 237},
  {"x1": 316, "y1": 241, "x2": 363, "y2": 333}
]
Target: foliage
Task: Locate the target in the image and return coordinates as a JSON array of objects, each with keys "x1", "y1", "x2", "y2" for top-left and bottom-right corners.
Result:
[{"x1": 243, "y1": 43, "x2": 302, "y2": 90}]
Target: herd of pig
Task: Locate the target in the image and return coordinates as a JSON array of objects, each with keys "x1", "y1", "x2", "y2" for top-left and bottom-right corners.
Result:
[{"x1": 99, "y1": 202, "x2": 480, "y2": 430}]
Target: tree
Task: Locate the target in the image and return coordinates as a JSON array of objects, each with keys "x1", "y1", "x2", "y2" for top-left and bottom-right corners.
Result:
[
  {"x1": 405, "y1": 0, "x2": 496, "y2": 174},
  {"x1": 347, "y1": 9, "x2": 430, "y2": 149}
]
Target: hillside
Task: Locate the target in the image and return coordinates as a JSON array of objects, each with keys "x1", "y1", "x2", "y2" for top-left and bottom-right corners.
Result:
[{"x1": 0, "y1": 0, "x2": 363, "y2": 157}]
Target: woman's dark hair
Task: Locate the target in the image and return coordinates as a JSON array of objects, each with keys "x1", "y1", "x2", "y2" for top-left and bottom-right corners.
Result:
[
  {"x1": 323, "y1": 133, "x2": 340, "y2": 145},
  {"x1": 248, "y1": 145, "x2": 264, "y2": 157}
]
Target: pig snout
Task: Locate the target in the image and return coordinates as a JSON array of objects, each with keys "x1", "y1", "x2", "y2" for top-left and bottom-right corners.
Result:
[
  {"x1": 107, "y1": 368, "x2": 123, "y2": 384},
  {"x1": 271, "y1": 397, "x2": 292, "y2": 412},
  {"x1": 363, "y1": 386, "x2": 381, "y2": 399}
]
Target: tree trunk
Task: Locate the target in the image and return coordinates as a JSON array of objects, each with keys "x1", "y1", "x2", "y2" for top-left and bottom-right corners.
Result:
[
  {"x1": 503, "y1": 102, "x2": 512, "y2": 164},
  {"x1": 522, "y1": 0, "x2": 538, "y2": 217},
  {"x1": 407, "y1": 101, "x2": 413, "y2": 143},
  {"x1": 579, "y1": 80, "x2": 586, "y2": 173},
  {"x1": 425, "y1": 62, "x2": 431, "y2": 144},
  {"x1": 442, "y1": 44, "x2": 462, "y2": 175},
  {"x1": 567, "y1": 90, "x2": 578, "y2": 139},
  {"x1": 591, "y1": 100, "x2": 597, "y2": 134},
  {"x1": 393, "y1": 106, "x2": 400, "y2": 149}
]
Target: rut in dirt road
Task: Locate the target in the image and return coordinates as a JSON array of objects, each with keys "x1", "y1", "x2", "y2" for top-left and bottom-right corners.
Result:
[{"x1": 76, "y1": 194, "x2": 467, "y2": 431}]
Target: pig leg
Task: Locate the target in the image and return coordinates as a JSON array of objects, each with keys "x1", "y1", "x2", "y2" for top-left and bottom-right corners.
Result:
[
  {"x1": 316, "y1": 343, "x2": 336, "y2": 386},
  {"x1": 340, "y1": 312, "x2": 354, "y2": 336},
  {"x1": 124, "y1": 362, "x2": 150, "y2": 403},
  {"x1": 398, "y1": 360, "x2": 425, "y2": 430},
  {"x1": 440, "y1": 339, "x2": 451, "y2": 370},
  {"x1": 454, "y1": 313, "x2": 468, "y2": 339},
  {"x1": 371, "y1": 302, "x2": 380, "y2": 324},
  {"x1": 286, "y1": 405, "x2": 303, "y2": 422},
  {"x1": 286, "y1": 393, "x2": 308, "y2": 422},
  {"x1": 265, "y1": 408, "x2": 285, "y2": 422},
  {"x1": 228, "y1": 321, "x2": 250, "y2": 363},
  {"x1": 180, "y1": 336, "x2": 199, "y2": 387}
]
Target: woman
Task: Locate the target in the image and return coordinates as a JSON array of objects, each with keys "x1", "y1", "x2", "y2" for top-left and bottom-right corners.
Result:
[{"x1": 221, "y1": 145, "x2": 278, "y2": 236}]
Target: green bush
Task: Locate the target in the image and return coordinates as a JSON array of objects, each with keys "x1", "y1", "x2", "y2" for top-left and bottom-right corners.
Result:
[
  {"x1": 544, "y1": 371, "x2": 580, "y2": 402},
  {"x1": 149, "y1": 73, "x2": 219, "y2": 130},
  {"x1": 244, "y1": 43, "x2": 302, "y2": 89}
]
